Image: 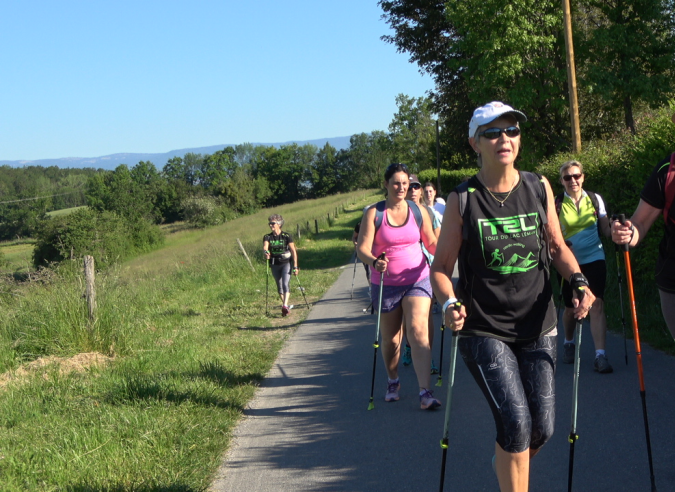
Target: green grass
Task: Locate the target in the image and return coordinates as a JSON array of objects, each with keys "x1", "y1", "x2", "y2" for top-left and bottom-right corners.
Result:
[
  {"x1": 0, "y1": 190, "x2": 379, "y2": 491},
  {"x1": 0, "y1": 240, "x2": 35, "y2": 274},
  {"x1": 46, "y1": 206, "x2": 87, "y2": 217}
]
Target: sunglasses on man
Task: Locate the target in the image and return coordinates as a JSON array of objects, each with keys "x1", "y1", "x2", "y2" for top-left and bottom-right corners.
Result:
[
  {"x1": 478, "y1": 126, "x2": 521, "y2": 140},
  {"x1": 562, "y1": 174, "x2": 583, "y2": 182},
  {"x1": 409, "y1": 183, "x2": 421, "y2": 190}
]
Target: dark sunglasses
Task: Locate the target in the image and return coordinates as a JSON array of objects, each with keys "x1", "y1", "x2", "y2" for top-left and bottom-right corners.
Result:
[
  {"x1": 562, "y1": 174, "x2": 583, "y2": 182},
  {"x1": 268, "y1": 222, "x2": 279, "y2": 226},
  {"x1": 478, "y1": 126, "x2": 521, "y2": 140},
  {"x1": 410, "y1": 183, "x2": 421, "y2": 190}
]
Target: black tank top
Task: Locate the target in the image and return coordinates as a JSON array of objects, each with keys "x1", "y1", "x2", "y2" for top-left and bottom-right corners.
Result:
[{"x1": 457, "y1": 172, "x2": 556, "y2": 342}]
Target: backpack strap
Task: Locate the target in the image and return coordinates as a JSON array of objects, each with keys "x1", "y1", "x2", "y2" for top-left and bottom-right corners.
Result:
[
  {"x1": 408, "y1": 200, "x2": 423, "y2": 230},
  {"x1": 585, "y1": 190, "x2": 600, "y2": 215},
  {"x1": 555, "y1": 192, "x2": 564, "y2": 216},
  {"x1": 455, "y1": 178, "x2": 476, "y2": 241},
  {"x1": 373, "y1": 200, "x2": 423, "y2": 233},
  {"x1": 373, "y1": 201, "x2": 386, "y2": 232},
  {"x1": 521, "y1": 172, "x2": 548, "y2": 226},
  {"x1": 663, "y1": 152, "x2": 675, "y2": 224}
]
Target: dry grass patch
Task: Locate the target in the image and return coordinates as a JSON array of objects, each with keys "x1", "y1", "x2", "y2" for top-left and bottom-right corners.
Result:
[{"x1": 0, "y1": 352, "x2": 113, "y2": 390}]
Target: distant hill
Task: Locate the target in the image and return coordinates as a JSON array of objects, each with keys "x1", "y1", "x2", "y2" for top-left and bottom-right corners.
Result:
[{"x1": 0, "y1": 136, "x2": 352, "y2": 171}]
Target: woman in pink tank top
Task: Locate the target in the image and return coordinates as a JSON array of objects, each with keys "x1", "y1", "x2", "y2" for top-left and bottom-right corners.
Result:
[{"x1": 356, "y1": 163, "x2": 441, "y2": 411}]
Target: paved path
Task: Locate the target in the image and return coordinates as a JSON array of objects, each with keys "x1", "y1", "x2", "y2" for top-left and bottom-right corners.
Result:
[{"x1": 210, "y1": 261, "x2": 675, "y2": 491}]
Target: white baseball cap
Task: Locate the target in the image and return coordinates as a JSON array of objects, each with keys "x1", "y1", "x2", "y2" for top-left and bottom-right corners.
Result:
[{"x1": 469, "y1": 101, "x2": 527, "y2": 138}]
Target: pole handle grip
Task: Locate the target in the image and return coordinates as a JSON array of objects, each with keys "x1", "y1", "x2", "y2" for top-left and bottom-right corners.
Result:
[{"x1": 612, "y1": 214, "x2": 630, "y2": 252}]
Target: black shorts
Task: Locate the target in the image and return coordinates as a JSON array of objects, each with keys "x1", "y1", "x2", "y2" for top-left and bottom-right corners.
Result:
[{"x1": 562, "y1": 259, "x2": 606, "y2": 308}]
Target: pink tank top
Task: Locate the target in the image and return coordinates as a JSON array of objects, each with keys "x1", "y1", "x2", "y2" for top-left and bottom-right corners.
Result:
[{"x1": 371, "y1": 206, "x2": 429, "y2": 286}]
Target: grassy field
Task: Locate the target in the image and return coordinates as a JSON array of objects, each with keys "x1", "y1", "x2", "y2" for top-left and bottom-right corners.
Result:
[
  {"x1": 0, "y1": 239, "x2": 35, "y2": 274},
  {"x1": 46, "y1": 206, "x2": 87, "y2": 217},
  {"x1": 0, "y1": 190, "x2": 379, "y2": 491}
]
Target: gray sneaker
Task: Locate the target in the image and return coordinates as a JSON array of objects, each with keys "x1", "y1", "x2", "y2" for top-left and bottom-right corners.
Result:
[
  {"x1": 594, "y1": 354, "x2": 614, "y2": 373},
  {"x1": 562, "y1": 343, "x2": 575, "y2": 364}
]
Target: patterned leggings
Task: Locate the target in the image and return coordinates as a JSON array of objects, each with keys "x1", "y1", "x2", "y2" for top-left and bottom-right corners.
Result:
[{"x1": 459, "y1": 334, "x2": 557, "y2": 453}]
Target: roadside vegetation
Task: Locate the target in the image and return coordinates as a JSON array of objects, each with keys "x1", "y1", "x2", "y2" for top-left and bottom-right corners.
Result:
[{"x1": 0, "y1": 190, "x2": 377, "y2": 491}]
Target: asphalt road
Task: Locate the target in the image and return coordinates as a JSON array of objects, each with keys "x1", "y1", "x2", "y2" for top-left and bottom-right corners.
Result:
[{"x1": 209, "y1": 260, "x2": 675, "y2": 491}]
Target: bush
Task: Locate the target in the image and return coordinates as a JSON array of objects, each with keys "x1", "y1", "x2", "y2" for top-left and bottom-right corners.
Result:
[
  {"x1": 32, "y1": 208, "x2": 164, "y2": 268},
  {"x1": 418, "y1": 168, "x2": 479, "y2": 198},
  {"x1": 180, "y1": 196, "x2": 223, "y2": 228}
]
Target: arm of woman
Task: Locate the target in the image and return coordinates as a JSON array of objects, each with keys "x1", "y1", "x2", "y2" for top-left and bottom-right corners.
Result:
[
  {"x1": 543, "y1": 177, "x2": 595, "y2": 316},
  {"x1": 420, "y1": 206, "x2": 437, "y2": 255},
  {"x1": 430, "y1": 192, "x2": 466, "y2": 330},
  {"x1": 263, "y1": 239, "x2": 270, "y2": 260},
  {"x1": 611, "y1": 199, "x2": 661, "y2": 247},
  {"x1": 289, "y1": 242, "x2": 298, "y2": 274},
  {"x1": 357, "y1": 207, "x2": 388, "y2": 272}
]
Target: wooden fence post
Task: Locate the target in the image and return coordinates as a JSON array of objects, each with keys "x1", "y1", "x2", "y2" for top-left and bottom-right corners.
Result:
[
  {"x1": 296, "y1": 223, "x2": 301, "y2": 239},
  {"x1": 315, "y1": 219, "x2": 319, "y2": 234},
  {"x1": 84, "y1": 255, "x2": 96, "y2": 325},
  {"x1": 237, "y1": 238, "x2": 256, "y2": 272}
]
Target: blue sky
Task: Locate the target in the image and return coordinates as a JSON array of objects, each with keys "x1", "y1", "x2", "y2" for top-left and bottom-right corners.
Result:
[{"x1": 0, "y1": 1, "x2": 434, "y2": 161}]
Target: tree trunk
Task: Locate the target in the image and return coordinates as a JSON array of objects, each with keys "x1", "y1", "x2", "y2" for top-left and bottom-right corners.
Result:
[{"x1": 624, "y1": 95, "x2": 636, "y2": 135}]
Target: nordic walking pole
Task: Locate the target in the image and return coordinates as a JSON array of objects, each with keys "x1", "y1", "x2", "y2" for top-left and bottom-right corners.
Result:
[
  {"x1": 265, "y1": 259, "x2": 270, "y2": 317},
  {"x1": 294, "y1": 273, "x2": 311, "y2": 309},
  {"x1": 616, "y1": 214, "x2": 657, "y2": 491},
  {"x1": 614, "y1": 249, "x2": 629, "y2": 365},
  {"x1": 438, "y1": 300, "x2": 462, "y2": 491},
  {"x1": 567, "y1": 286, "x2": 585, "y2": 492},
  {"x1": 435, "y1": 321, "x2": 446, "y2": 387},
  {"x1": 556, "y1": 274, "x2": 564, "y2": 324},
  {"x1": 367, "y1": 253, "x2": 386, "y2": 411},
  {"x1": 350, "y1": 250, "x2": 358, "y2": 300}
]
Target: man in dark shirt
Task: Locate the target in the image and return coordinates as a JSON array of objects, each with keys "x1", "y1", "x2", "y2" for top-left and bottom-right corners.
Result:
[{"x1": 611, "y1": 152, "x2": 675, "y2": 338}]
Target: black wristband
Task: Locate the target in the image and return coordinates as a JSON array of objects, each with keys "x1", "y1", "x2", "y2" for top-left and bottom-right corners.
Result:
[
  {"x1": 569, "y1": 272, "x2": 589, "y2": 290},
  {"x1": 372, "y1": 258, "x2": 378, "y2": 267}
]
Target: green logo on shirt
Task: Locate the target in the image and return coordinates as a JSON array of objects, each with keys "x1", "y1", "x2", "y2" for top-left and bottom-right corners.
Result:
[{"x1": 479, "y1": 213, "x2": 540, "y2": 274}]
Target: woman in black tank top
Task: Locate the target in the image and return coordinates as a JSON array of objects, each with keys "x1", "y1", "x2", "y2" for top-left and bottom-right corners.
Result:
[{"x1": 430, "y1": 102, "x2": 595, "y2": 492}]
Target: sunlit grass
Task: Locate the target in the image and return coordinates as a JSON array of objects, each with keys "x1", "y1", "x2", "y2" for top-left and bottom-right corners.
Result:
[
  {"x1": 46, "y1": 205, "x2": 87, "y2": 217},
  {"x1": 0, "y1": 190, "x2": 379, "y2": 490},
  {"x1": 0, "y1": 240, "x2": 34, "y2": 274}
]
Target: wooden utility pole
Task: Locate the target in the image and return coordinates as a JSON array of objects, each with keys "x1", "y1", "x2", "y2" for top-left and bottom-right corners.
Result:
[
  {"x1": 562, "y1": 0, "x2": 582, "y2": 153},
  {"x1": 84, "y1": 255, "x2": 96, "y2": 324},
  {"x1": 436, "y1": 120, "x2": 442, "y2": 195}
]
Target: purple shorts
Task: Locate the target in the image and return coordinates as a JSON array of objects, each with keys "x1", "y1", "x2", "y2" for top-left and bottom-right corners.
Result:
[{"x1": 371, "y1": 276, "x2": 433, "y2": 313}]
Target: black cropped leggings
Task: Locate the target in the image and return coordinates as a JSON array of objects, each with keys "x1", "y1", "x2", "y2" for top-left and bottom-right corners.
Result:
[
  {"x1": 459, "y1": 334, "x2": 557, "y2": 453},
  {"x1": 270, "y1": 262, "x2": 291, "y2": 295}
]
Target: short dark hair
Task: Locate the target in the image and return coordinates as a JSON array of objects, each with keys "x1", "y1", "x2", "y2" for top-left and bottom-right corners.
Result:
[{"x1": 384, "y1": 163, "x2": 410, "y2": 182}]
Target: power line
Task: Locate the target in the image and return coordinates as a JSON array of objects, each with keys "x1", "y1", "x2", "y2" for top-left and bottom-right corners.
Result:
[{"x1": 0, "y1": 191, "x2": 81, "y2": 205}]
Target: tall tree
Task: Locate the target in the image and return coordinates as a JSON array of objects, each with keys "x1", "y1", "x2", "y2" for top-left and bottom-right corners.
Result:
[
  {"x1": 388, "y1": 94, "x2": 436, "y2": 171},
  {"x1": 576, "y1": 0, "x2": 675, "y2": 134},
  {"x1": 380, "y1": 0, "x2": 475, "y2": 166}
]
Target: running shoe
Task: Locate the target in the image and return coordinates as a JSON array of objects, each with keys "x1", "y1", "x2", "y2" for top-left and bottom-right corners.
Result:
[
  {"x1": 385, "y1": 380, "x2": 400, "y2": 402},
  {"x1": 420, "y1": 389, "x2": 441, "y2": 410},
  {"x1": 594, "y1": 354, "x2": 613, "y2": 374},
  {"x1": 562, "y1": 342, "x2": 575, "y2": 364},
  {"x1": 281, "y1": 305, "x2": 289, "y2": 317},
  {"x1": 401, "y1": 345, "x2": 412, "y2": 366},
  {"x1": 430, "y1": 359, "x2": 439, "y2": 375}
]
